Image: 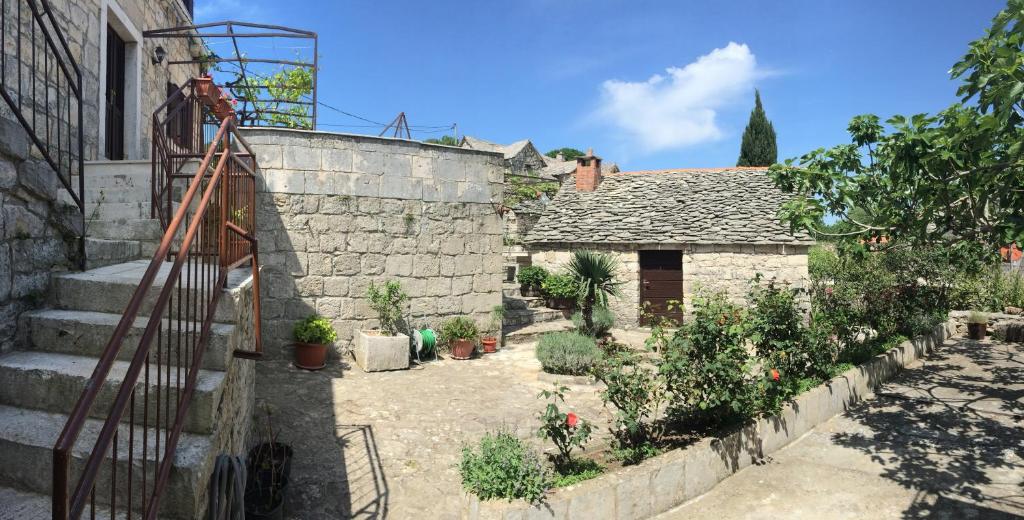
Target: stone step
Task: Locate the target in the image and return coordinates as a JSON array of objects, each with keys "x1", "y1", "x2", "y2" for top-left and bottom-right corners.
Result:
[
  {"x1": 22, "y1": 309, "x2": 234, "y2": 372},
  {"x1": 502, "y1": 284, "x2": 523, "y2": 298},
  {"x1": 85, "y1": 238, "x2": 142, "y2": 270},
  {"x1": 502, "y1": 295, "x2": 544, "y2": 310},
  {"x1": 86, "y1": 219, "x2": 163, "y2": 242},
  {"x1": 0, "y1": 404, "x2": 210, "y2": 519},
  {"x1": 0, "y1": 351, "x2": 225, "y2": 435},
  {"x1": 503, "y1": 307, "x2": 568, "y2": 327},
  {"x1": 503, "y1": 320, "x2": 574, "y2": 345},
  {"x1": 51, "y1": 260, "x2": 247, "y2": 324}
]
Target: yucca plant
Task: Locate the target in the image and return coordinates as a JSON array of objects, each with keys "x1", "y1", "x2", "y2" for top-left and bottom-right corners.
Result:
[{"x1": 567, "y1": 251, "x2": 622, "y2": 335}]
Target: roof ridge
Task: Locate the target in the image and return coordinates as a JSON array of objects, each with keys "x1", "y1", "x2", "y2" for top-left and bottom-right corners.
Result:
[{"x1": 612, "y1": 166, "x2": 771, "y2": 175}]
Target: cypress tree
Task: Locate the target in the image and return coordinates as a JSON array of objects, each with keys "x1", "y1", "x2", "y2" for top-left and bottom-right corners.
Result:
[{"x1": 736, "y1": 90, "x2": 778, "y2": 167}]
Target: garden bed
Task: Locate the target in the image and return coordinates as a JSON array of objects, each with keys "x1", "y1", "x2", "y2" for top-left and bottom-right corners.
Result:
[{"x1": 462, "y1": 319, "x2": 957, "y2": 520}]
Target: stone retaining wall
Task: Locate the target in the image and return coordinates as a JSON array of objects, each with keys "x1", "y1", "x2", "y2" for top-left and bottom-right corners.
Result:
[
  {"x1": 462, "y1": 319, "x2": 957, "y2": 519},
  {"x1": 242, "y1": 128, "x2": 506, "y2": 359}
]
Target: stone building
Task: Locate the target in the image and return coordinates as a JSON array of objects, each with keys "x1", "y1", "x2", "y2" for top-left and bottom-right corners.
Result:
[
  {"x1": 460, "y1": 135, "x2": 549, "y2": 175},
  {"x1": 524, "y1": 151, "x2": 813, "y2": 326}
]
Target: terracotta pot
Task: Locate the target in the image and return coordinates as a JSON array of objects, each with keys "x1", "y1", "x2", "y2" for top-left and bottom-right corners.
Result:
[
  {"x1": 481, "y1": 336, "x2": 498, "y2": 353},
  {"x1": 546, "y1": 297, "x2": 574, "y2": 310},
  {"x1": 194, "y1": 76, "x2": 219, "y2": 105},
  {"x1": 967, "y1": 322, "x2": 987, "y2": 340},
  {"x1": 451, "y1": 338, "x2": 475, "y2": 360},
  {"x1": 520, "y1": 285, "x2": 537, "y2": 297},
  {"x1": 213, "y1": 99, "x2": 234, "y2": 120},
  {"x1": 293, "y1": 341, "x2": 327, "y2": 370}
]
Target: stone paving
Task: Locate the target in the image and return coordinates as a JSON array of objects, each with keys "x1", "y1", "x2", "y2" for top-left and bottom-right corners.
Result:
[
  {"x1": 658, "y1": 336, "x2": 1024, "y2": 520},
  {"x1": 255, "y1": 340, "x2": 617, "y2": 519}
]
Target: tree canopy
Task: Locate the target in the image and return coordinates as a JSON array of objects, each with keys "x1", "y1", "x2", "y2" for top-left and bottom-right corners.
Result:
[
  {"x1": 736, "y1": 90, "x2": 778, "y2": 167},
  {"x1": 545, "y1": 148, "x2": 585, "y2": 161},
  {"x1": 424, "y1": 135, "x2": 460, "y2": 146},
  {"x1": 770, "y1": 0, "x2": 1024, "y2": 255}
]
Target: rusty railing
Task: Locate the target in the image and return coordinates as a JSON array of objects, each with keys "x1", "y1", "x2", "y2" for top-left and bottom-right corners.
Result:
[
  {"x1": 0, "y1": 0, "x2": 85, "y2": 262},
  {"x1": 52, "y1": 109, "x2": 262, "y2": 518}
]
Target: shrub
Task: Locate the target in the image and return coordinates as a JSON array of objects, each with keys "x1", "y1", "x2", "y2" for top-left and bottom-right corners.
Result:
[
  {"x1": 536, "y1": 385, "x2": 592, "y2": 470},
  {"x1": 660, "y1": 292, "x2": 753, "y2": 424},
  {"x1": 440, "y1": 316, "x2": 479, "y2": 343},
  {"x1": 571, "y1": 306, "x2": 615, "y2": 337},
  {"x1": 592, "y1": 350, "x2": 665, "y2": 464},
  {"x1": 567, "y1": 251, "x2": 622, "y2": 334},
  {"x1": 460, "y1": 430, "x2": 550, "y2": 503},
  {"x1": 968, "y1": 310, "x2": 988, "y2": 324},
  {"x1": 541, "y1": 273, "x2": 579, "y2": 300},
  {"x1": 367, "y1": 281, "x2": 409, "y2": 336},
  {"x1": 293, "y1": 315, "x2": 337, "y2": 345},
  {"x1": 535, "y1": 332, "x2": 601, "y2": 375},
  {"x1": 516, "y1": 266, "x2": 549, "y2": 289}
]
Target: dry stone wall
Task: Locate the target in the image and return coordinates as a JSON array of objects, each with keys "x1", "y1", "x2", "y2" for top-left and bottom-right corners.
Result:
[{"x1": 242, "y1": 128, "x2": 506, "y2": 359}]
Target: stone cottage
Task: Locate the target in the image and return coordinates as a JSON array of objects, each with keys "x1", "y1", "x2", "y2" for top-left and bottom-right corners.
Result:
[{"x1": 524, "y1": 150, "x2": 813, "y2": 325}]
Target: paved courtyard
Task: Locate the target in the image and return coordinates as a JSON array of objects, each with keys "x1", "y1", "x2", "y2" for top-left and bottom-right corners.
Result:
[
  {"x1": 255, "y1": 339, "x2": 618, "y2": 519},
  {"x1": 659, "y1": 336, "x2": 1024, "y2": 519}
]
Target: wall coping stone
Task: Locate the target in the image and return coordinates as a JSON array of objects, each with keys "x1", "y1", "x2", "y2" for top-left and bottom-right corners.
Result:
[
  {"x1": 461, "y1": 319, "x2": 958, "y2": 519},
  {"x1": 239, "y1": 127, "x2": 505, "y2": 157}
]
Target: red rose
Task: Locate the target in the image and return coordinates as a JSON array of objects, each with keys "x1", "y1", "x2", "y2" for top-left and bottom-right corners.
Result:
[
  {"x1": 566, "y1": 412, "x2": 579, "y2": 427},
  {"x1": 771, "y1": 369, "x2": 780, "y2": 381},
  {"x1": 825, "y1": 287, "x2": 834, "y2": 296}
]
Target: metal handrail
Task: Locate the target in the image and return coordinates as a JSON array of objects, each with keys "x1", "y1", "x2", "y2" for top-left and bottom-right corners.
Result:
[
  {"x1": 0, "y1": 0, "x2": 85, "y2": 264},
  {"x1": 52, "y1": 111, "x2": 262, "y2": 518}
]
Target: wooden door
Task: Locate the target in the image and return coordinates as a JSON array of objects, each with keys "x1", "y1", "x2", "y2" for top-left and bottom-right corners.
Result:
[
  {"x1": 639, "y1": 250, "x2": 684, "y2": 325},
  {"x1": 104, "y1": 26, "x2": 126, "y2": 160}
]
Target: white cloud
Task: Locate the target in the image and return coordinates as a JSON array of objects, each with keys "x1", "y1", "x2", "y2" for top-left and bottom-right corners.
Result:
[{"x1": 596, "y1": 42, "x2": 761, "y2": 153}]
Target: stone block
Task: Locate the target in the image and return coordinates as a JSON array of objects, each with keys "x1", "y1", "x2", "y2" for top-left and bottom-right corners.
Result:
[
  {"x1": 284, "y1": 144, "x2": 321, "y2": 170},
  {"x1": 0, "y1": 243, "x2": 10, "y2": 301},
  {"x1": 254, "y1": 144, "x2": 283, "y2": 169},
  {"x1": 616, "y1": 466, "x2": 654, "y2": 519},
  {"x1": 383, "y1": 153, "x2": 412, "y2": 177},
  {"x1": 423, "y1": 181, "x2": 459, "y2": 202},
  {"x1": 262, "y1": 169, "x2": 305, "y2": 194},
  {"x1": 352, "y1": 150, "x2": 384, "y2": 175},
  {"x1": 353, "y1": 330, "x2": 410, "y2": 372},
  {"x1": 321, "y1": 147, "x2": 353, "y2": 172},
  {"x1": 379, "y1": 177, "x2": 423, "y2": 200},
  {"x1": 458, "y1": 182, "x2": 492, "y2": 204},
  {"x1": 0, "y1": 118, "x2": 30, "y2": 160},
  {"x1": 0, "y1": 158, "x2": 16, "y2": 190}
]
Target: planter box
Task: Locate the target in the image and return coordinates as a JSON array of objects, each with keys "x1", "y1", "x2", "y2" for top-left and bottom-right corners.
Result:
[{"x1": 354, "y1": 330, "x2": 409, "y2": 372}]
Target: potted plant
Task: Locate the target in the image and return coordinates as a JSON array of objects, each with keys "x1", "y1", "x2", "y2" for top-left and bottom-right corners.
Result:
[
  {"x1": 292, "y1": 315, "x2": 336, "y2": 370},
  {"x1": 541, "y1": 273, "x2": 579, "y2": 314},
  {"x1": 516, "y1": 265, "x2": 548, "y2": 297},
  {"x1": 481, "y1": 305, "x2": 505, "y2": 354},
  {"x1": 245, "y1": 404, "x2": 292, "y2": 520},
  {"x1": 194, "y1": 74, "x2": 219, "y2": 105},
  {"x1": 967, "y1": 310, "x2": 988, "y2": 340},
  {"x1": 440, "y1": 316, "x2": 479, "y2": 360},
  {"x1": 355, "y1": 281, "x2": 411, "y2": 372},
  {"x1": 213, "y1": 94, "x2": 236, "y2": 120}
]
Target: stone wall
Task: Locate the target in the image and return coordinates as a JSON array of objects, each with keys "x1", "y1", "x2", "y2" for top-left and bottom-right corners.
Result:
[
  {"x1": 529, "y1": 243, "x2": 809, "y2": 326},
  {"x1": 682, "y1": 243, "x2": 810, "y2": 311},
  {"x1": 242, "y1": 128, "x2": 506, "y2": 359},
  {"x1": 529, "y1": 244, "x2": 641, "y2": 325},
  {"x1": 0, "y1": 120, "x2": 77, "y2": 354}
]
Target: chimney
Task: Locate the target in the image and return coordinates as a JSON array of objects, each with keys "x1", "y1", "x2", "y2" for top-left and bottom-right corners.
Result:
[
  {"x1": 575, "y1": 148, "x2": 602, "y2": 192},
  {"x1": 555, "y1": 151, "x2": 565, "y2": 161}
]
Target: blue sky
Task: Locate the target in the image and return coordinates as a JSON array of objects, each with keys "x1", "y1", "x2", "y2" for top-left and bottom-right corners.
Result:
[{"x1": 197, "y1": 0, "x2": 1007, "y2": 171}]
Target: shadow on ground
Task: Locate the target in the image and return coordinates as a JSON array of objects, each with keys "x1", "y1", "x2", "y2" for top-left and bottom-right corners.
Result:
[{"x1": 830, "y1": 338, "x2": 1024, "y2": 519}]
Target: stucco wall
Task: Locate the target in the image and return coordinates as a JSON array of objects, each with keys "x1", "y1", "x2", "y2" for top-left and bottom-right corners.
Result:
[
  {"x1": 528, "y1": 243, "x2": 809, "y2": 326},
  {"x1": 243, "y1": 128, "x2": 506, "y2": 359}
]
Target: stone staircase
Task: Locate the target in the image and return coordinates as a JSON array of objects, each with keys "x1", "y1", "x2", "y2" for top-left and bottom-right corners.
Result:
[
  {"x1": 0, "y1": 260, "x2": 254, "y2": 518},
  {"x1": 502, "y1": 283, "x2": 573, "y2": 343},
  {"x1": 0, "y1": 158, "x2": 257, "y2": 518},
  {"x1": 73, "y1": 161, "x2": 165, "y2": 269}
]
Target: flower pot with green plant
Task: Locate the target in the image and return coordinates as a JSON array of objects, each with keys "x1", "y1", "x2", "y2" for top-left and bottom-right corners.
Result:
[
  {"x1": 292, "y1": 315, "x2": 336, "y2": 370},
  {"x1": 516, "y1": 265, "x2": 549, "y2": 297},
  {"x1": 194, "y1": 74, "x2": 220, "y2": 105},
  {"x1": 481, "y1": 305, "x2": 505, "y2": 353},
  {"x1": 441, "y1": 316, "x2": 479, "y2": 360},
  {"x1": 541, "y1": 273, "x2": 579, "y2": 315},
  {"x1": 355, "y1": 281, "x2": 411, "y2": 372},
  {"x1": 967, "y1": 310, "x2": 988, "y2": 340}
]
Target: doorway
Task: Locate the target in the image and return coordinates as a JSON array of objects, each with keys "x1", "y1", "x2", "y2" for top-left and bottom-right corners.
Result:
[
  {"x1": 639, "y1": 250, "x2": 684, "y2": 325},
  {"x1": 104, "y1": 24, "x2": 126, "y2": 160}
]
